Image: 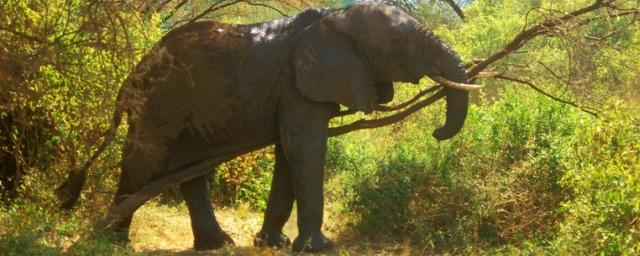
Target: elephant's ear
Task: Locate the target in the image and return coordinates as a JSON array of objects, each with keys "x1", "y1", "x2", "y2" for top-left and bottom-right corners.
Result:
[{"x1": 292, "y1": 19, "x2": 378, "y2": 113}]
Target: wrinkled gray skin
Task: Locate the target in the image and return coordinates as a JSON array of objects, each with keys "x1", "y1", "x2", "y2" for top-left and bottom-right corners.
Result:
[{"x1": 107, "y1": 3, "x2": 468, "y2": 252}]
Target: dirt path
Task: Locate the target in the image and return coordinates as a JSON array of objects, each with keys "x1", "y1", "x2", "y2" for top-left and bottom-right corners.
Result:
[{"x1": 126, "y1": 203, "x2": 409, "y2": 255}]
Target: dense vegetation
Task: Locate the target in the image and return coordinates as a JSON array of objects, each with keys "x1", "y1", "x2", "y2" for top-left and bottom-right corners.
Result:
[{"x1": 1, "y1": 0, "x2": 638, "y2": 254}]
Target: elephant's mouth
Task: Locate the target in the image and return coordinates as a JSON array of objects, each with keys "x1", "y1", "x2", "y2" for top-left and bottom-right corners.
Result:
[{"x1": 395, "y1": 64, "x2": 422, "y2": 85}]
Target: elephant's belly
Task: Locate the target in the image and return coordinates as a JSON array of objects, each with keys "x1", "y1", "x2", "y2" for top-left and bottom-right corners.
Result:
[{"x1": 163, "y1": 104, "x2": 280, "y2": 172}]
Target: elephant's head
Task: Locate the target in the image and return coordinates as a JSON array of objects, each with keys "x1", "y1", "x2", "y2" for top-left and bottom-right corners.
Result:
[{"x1": 292, "y1": 3, "x2": 477, "y2": 140}]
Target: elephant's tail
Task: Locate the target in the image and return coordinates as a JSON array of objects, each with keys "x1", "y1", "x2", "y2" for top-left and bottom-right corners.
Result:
[{"x1": 57, "y1": 86, "x2": 128, "y2": 210}]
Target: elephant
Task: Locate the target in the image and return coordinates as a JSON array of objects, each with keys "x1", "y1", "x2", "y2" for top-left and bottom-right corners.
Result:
[{"x1": 57, "y1": 2, "x2": 478, "y2": 252}]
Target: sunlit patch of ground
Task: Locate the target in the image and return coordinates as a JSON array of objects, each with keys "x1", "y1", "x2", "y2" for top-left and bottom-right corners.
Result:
[
  {"x1": 128, "y1": 202, "x2": 300, "y2": 255},
  {"x1": 129, "y1": 203, "x2": 193, "y2": 252},
  {"x1": 126, "y1": 201, "x2": 412, "y2": 255}
]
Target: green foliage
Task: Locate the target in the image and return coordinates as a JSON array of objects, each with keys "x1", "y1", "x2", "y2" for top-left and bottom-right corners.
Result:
[
  {"x1": 436, "y1": 0, "x2": 640, "y2": 107},
  {"x1": 0, "y1": 0, "x2": 164, "y2": 208},
  {"x1": 0, "y1": 162, "x2": 136, "y2": 255},
  {"x1": 328, "y1": 85, "x2": 639, "y2": 254},
  {"x1": 328, "y1": 86, "x2": 586, "y2": 252},
  {"x1": 553, "y1": 99, "x2": 640, "y2": 255},
  {"x1": 0, "y1": 195, "x2": 137, "y2": 255},
  {"x1": 0, "y1": 200, "x2": 68, "y2": 254},
  {"x1": 212, "y1": 148, "x2": 274, "y2": 210}
]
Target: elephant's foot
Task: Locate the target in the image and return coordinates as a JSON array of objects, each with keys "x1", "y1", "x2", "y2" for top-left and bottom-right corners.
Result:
[
  {"x1": 254, "y1": 230, "x2": 291, "y2": 248},
  {"x1": 193, "y1": 231, "x2": 234, "y2": 251},
  {"x1": 291, "y1": 232, "x2": 334, "y2": 252}
]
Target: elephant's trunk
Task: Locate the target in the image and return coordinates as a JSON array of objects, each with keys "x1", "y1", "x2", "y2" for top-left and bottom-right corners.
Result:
[
  {"x1": 424, "y1": 35, "x2": 469, "y2": 141},
  {"x1": 432, "y1": 76, "x2": 468, "y2": 141}
]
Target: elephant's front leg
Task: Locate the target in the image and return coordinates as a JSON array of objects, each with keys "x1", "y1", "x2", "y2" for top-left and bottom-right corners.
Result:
[
  {"x1": 254, "y1": 144, "x2": 295, "y2": 248},
  {"x1": 277, "y1": 93, "x2": 336, "y2": 252}
]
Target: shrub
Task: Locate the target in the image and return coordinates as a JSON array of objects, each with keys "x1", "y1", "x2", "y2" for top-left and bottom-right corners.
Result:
[
  {"x1": 212, "y1": 148, "x2": 274, "y2": 211},
  {"x1": 0, "y1": 167, "x2": 138, "y2": 255},
  {"x1": 553, "y1": 99, "x2": 640, "y2": 254},
  {"x1": 330, "y1": 87, "x2": 586, "y2": 252}
]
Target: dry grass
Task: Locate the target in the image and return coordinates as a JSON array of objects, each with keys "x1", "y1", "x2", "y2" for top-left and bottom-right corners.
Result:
[
  {"x1": 125, "y1": 201, "x2": 415, "y2": 255},
  {"x1": 129, "y1": 202, "x2": 280, "y2": 254}
]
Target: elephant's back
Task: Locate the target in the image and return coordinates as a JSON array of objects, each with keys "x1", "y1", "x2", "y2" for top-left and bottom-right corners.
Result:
[
  {"x1": 123, "y1": 21, "x2": 279, "y2": 146},
  {"x1": 160, "y1": 21, "x2": 253, "y2": 59}
]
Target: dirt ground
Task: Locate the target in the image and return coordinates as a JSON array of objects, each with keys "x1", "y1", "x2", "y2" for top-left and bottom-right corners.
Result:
[{"x1": 127, "y1": 203, "x2": 413, "y2": 255}]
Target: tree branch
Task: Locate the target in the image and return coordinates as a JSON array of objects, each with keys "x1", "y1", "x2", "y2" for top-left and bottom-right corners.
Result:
[
  {"x1": 155, "y1": 0, "x2": 175, "y2": 13},
  {"x1": 494, "y1": 75, "x2": 598, "y2": 117},
  {"x1": 441, "y1": 0, "x2": 465, "y2": 20},
  {"x1": 186, "y1": 0, "x2": 244, "y2": 24},
  {"x1": 329, "y1": 89, "x2": 446, "y2": 136},
  {"x1": 162, "y1": 0, "x2": 188, "y2": 24},
  {"x1": 572, "y1": 9, "x2": 640, "y2": 30},
  {"x1": 467, "y1": 0, "x2": 615, "y2": 80},
  {"x1": 375, "y1": 85, "x2": 441, "y2": 112},
  {"x1": 0, "y1": 26, "x2": 46, "y2": 43},
  {"x1": 244, "y1": 2, "x2": 289, "y2": 17}
]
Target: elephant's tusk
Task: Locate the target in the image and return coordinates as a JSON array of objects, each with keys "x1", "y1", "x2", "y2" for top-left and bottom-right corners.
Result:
[{"x1": 428, "y1": 75, "x2": 482, "y2": 91}]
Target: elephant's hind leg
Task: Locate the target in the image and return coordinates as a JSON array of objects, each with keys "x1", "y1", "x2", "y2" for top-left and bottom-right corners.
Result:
[
  {"x1": 179, "y1": 173, "x2": 234, "y2": 250},
  {"x1": 255, "y1": 143, "x2": 294, "y2": 248},
  {"x1": 111, "y1": 175, "x2": 137, "y2": 243},
  {"x1": 111, "y1": 127, "x2": 170, "y2": 243}
]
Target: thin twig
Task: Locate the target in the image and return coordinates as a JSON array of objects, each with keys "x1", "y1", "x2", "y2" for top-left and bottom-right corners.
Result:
[
  {"x1": 162, "y1": 0, "x2": 188, "y2": 24},
  {"x1": 375, "y1": 85, "x2": 441, "y2": 111},
  {"x1": 0, "y1": 26, "x2": 46, "y2": 43},
  {"x1": 335, "y1": 85, "x2": 441, "y2": 116},
  {"x1": 186, "y1": 0, "x2": 244, "y2": 24},
  {"x1": 536, "y1": 61, "x2": 565, "y2": 82},
  {"x1": 245, "y1": 2, "x2": 289, "y2": 17},
  {"x1": 467, "y1": 0, "x2": 615, "y2": 80},
  {"x1": 494, "y1": 75, "x2": 598, "y2": 117}
]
